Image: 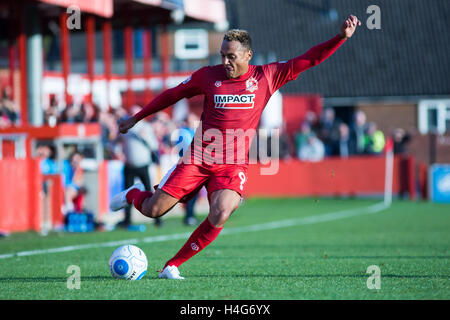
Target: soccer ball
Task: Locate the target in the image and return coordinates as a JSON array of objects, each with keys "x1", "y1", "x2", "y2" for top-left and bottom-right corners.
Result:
[{"x1": 109, "y1": 245, "x2": 148, "y2": 280}]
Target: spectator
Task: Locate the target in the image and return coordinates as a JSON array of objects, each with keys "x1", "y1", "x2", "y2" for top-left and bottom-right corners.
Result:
[
  {"x1": 364, "y1": 122, "x2": 385, "y2": 154},
  {"x1": 36, "y1": 144, "x2": 59, "y2": 235},
  {"x1": 297, "y1": 134, "x2": 325, "y2": 162},
  {"x1": 36, "y1": 144, "x2": 59, "y2": 211},
  {"x1": 304, "y1": 110, "x2": 320, "y2": 133},
  {"x1": 118, "y1": 105, "x2": 160, "y2": 230},
  {"x1": 392, "y1": 128, "x2": 411, "y2": 154},
  {"x1": 317, "y1": 107, "x2": 339, "y2": 156},
  {"x1": 44, "y1": 95, "x2": 60, "y2": 127},
  {"x1": 99, "y1": 109, "x2": 122, "y2": 160},
  {"x1": 294, "y1": 121, "x2": 314, "y2": 153},
  {"x1": 60, "y1": 103, "x2": 83, "y2": 123},
  {"x1": 62, "y1": 150, "x2": 86, "y2": 213},
  {"x1": 81, "y1": 102, "x2": 100, "y2": 123},
  {"x1": 331, "y1": 122, "x2": 356, "y2": 158},
  {"x1": 0, "y1": 86, "x2": 20, "y2": 127},
  {"x1": 350, "y1": 110, "x2": 367, "y2": 155},
  {"x1": 61, "y1": 149, "x2": 104, "y2": 232},
  {"x1": 267, "y1": 125, "x2": 293, "y2": 160},
  {"x1": 36, "y1": 144, "x2": 59, "y2": 175},
  {"x1": 0, "y1": 110, "x2": 10, "y2": 128}
]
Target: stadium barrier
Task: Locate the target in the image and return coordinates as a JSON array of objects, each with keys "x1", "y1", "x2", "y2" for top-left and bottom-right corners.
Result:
[
  {"x1": 0, "y1": 159, "x2": 42, "y2": 233},
  {"x1": 244, "y1": 155, "x2": 416, "y2": 199}
]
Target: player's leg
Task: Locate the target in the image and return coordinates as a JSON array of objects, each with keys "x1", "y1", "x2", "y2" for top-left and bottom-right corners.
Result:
[
  {"x1": 111, "y1": 162, "x2": 207, "y2": 220},
  {"x1": 137, "y1": 188, "x2": 180, "y2": 218},
  {"x1": 207, "y1": 188, "x2": 241, "y2": 227},
  {"x1": 111, "y1": 184, "x2": 179, "y2": 219},
  {"x1": 136, "y1": 165, "x2": 162, "y2": 226},
  {"x1": 160, "y1": 188, "x2": 241, "y2": 279}
]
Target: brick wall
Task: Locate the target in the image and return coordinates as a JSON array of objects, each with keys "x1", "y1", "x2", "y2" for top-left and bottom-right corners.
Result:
[
  {"x1": 357, "y1": 103, "x2": 417, "y2": 135},
  {"x1": 357, "y1": 102, "x2": 450, "y2": 165}
]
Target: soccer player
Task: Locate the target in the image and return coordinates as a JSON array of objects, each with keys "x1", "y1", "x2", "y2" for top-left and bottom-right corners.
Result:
[{"x1": 110, "y1": 15, "x2": 361, "y2": 279}]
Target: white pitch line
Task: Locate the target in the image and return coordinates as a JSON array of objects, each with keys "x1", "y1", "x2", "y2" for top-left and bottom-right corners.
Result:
[
  {"x1": 221, "y1": 201, "x2": 388, "y2": 235},
  {"x1": 0, "y1": 202, "x2": 388, "y2": 260}
]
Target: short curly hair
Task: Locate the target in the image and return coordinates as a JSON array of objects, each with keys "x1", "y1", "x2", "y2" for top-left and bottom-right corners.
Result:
[{"x1": 223, "y1": 29, "x2": 252, "y2": 51}]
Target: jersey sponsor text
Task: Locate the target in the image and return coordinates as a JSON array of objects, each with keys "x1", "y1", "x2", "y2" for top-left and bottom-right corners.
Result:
[{"x1": 214, "y1": 94, "x2": 255, "y2": 109}]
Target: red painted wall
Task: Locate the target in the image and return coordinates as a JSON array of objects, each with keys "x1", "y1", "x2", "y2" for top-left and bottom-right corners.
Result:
[
  {"x1": 0, "y1": 159, "x2": 43, "y2": 232},
  {"x1": 244, "y1": 156, "x2": 415, "y2": 198}
]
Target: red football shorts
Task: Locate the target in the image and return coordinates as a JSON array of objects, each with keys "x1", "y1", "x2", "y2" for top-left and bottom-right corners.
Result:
[{"x1": 158, "y1": 162, "x2": 248, "y2": 203}]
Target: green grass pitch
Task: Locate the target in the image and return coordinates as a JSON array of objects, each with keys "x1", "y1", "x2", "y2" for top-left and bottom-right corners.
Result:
[{"x1": 0, "y1": 198, "x2": 448, "y2": 300}]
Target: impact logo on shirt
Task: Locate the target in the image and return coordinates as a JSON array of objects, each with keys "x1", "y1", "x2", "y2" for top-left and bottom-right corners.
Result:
[{"x1": 214, "y1": 94, "x2": 255, "y2": 109}]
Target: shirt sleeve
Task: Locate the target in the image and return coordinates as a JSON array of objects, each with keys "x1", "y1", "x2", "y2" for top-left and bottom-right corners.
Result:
[
  {"x1": 134, "y1": 67, "x2": 206, "y2": 121},
  {"x1": 262, "y1": 34, "x2": 346, "y2": 94}
]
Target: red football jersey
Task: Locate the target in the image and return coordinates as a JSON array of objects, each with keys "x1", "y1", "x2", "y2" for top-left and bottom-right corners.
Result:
[
  {"x1": 135, "y1": 34, "x2": 346, "y2": 166},
  {"x1": 179, "y1": 62, "x2": 295, "y2": 165}
]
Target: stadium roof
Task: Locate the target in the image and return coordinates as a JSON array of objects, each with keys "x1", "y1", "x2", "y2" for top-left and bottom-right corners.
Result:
[
  {"x1": 226, "y1": 0, "x2": 450, "y2": 101},
  {"x1": 35, "y1": 0, "x2": 226, "y2": 24},
  {"x1": 36, "y1": 0, "x2": 113, "y2": 17}
]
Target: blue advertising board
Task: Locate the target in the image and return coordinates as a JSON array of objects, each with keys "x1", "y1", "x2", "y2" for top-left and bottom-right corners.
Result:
[{"x1": 429, "y1": 164, "x2": 450, "y2": 203}]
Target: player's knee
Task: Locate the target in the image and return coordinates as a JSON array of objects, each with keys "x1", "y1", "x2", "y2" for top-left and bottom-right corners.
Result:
[{"x1": 209, "y1": 205, "x2": 234, "y2": 227}]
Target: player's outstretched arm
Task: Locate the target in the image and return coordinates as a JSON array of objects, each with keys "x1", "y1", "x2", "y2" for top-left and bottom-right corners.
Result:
[
  {"x1": 118, "y1": 67, "x2": 206, "y2": 134},
  {"x1": 292, "y1": 15, "x2": 361, "y2": 74},
  {"x1": 118, "y1": 87, "x2": 187, "y2": 134}
]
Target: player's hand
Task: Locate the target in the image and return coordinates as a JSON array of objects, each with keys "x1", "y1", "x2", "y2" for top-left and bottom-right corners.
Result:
[
  {"x1": 340, "y1": 15, "x2": 361, "y2": 39},
  {"x1": 118, "y1": 116, "x2": 137, "y2": 134}
]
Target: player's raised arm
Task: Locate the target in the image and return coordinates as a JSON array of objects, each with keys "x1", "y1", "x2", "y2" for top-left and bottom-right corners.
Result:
[
  {"x1": 263, "y1": 15, "x2": 361, "y2": 94},
  {"x1": 118, "y1": 67, "x2": 206, "y2": 134},
  {"x1": 292, "y1": 15, "x2": 361, "y2": 74}
]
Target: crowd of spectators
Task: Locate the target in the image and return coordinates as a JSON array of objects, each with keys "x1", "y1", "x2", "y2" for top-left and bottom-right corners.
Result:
[{"x1": 292, "y1": 108, "x2": 398, "y2": 162}]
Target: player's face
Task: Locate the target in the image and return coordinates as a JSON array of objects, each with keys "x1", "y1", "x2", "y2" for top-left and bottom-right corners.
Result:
[{"x1": 220, "y1": 40, "x2": 252, "y2": 79}]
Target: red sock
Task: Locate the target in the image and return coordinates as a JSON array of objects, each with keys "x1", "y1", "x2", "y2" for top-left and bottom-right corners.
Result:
[
  {"x1": 164, "y1": 218, "x2": 222, "y2": 268},
  {"x1": 126, "y1": 189, "x2": 153, "y2": 212}
]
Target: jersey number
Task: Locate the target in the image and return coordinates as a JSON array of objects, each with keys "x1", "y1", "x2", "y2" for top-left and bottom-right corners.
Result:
[{"x1": 238, "y1": 172, "x2": 246, "y2": 191}]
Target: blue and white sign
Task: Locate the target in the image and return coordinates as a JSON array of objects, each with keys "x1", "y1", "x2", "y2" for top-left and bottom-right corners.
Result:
[{"x1": 429, "y1": 164, "x2": 450, "y2": 203}]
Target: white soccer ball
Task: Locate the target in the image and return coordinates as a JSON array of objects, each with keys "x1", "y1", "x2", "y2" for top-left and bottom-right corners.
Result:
[{"x1": 109, "y1": 245, "x2": 148, "y2": 280}]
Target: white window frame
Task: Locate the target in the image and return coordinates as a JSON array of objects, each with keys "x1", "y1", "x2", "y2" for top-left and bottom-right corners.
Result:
[
  {"x1": 418, "y1": 99, "x2": 450, "y2": 134},
  {"x1": 174, "y1": 29, "x2": 209, "y2": 60}
]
